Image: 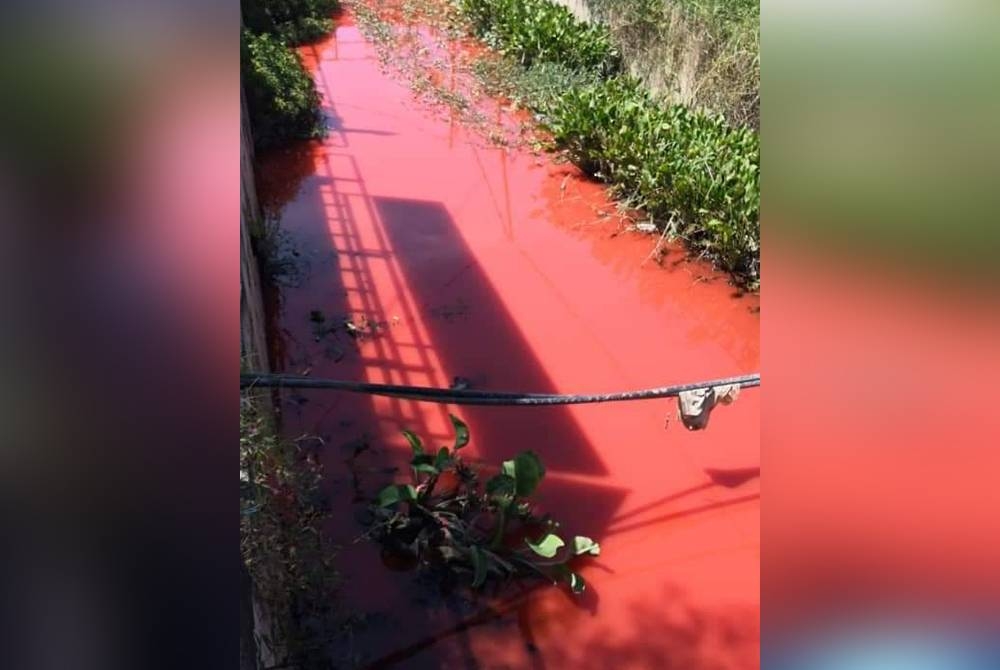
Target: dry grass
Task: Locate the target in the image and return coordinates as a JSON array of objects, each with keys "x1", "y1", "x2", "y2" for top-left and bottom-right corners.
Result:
[{"x1": 586, "y1": 0, "x2": 759, "y2": 129}]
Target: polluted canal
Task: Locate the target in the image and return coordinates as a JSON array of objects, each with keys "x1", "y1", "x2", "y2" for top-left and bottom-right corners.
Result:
[{"x1": 255, "y1": 9, "x2": 760, "y2": 669}]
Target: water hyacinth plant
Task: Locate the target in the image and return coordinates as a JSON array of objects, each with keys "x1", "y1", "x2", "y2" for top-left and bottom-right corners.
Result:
[{"x1": 368, "y1": 415, "x2": 600, "y2": 594}]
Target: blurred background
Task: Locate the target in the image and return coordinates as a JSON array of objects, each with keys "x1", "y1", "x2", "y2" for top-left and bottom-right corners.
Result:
[
  {"x1": 764, "y1": 0, "x2": 1000, "y2": 666},
  {"x1": 0, "y1": 0, "x2": 996, "y2": 667},
  {"x1": 0, "y1": 1, "x2": 235, "y2": 668}
]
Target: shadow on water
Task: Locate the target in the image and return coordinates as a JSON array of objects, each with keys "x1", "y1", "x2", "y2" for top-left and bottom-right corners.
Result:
[
  {"x1": 372, "y1": 196, "x2": 611, "y2": 477},
  {"x1": 360, "y1": 581, "x2": 757, "y2": 669},
  {"x1": 578, "y1": 585, "x2": 760, "y2": 670},
  {"x1": 254, "y1": 93, "x2": 760, "y2": 670},
  {"x1": 256, "y1": 134, "x2": 631, "y2": 667}
]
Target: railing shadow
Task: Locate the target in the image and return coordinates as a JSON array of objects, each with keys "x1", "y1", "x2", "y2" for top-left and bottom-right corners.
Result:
[{"x1": 256, "y1": 119, "x2": 630, "y2": 670}]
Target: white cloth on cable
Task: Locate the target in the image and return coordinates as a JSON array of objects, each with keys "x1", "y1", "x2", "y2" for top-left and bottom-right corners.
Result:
[{"x1": 677, "y1": 384, "x2": 741, "y2": 431}]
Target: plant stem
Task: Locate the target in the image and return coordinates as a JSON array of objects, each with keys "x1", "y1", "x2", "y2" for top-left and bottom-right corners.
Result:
[
  {"x1": 490, "y1": 505, "x2": 507, "y2": 549},
  {"x1": 420, "y1": 473, "x2": 439, "y2": 501}
]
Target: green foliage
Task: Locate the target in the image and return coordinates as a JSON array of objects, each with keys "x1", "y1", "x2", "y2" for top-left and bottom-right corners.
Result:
[
  {"x1": 663, "y1": 0, "x2": 758, "y2": 29},
  {"x1": 525, "y1": 533, "x2": 564, "y2": 558},
  {"x1": 455, "y1": 0, "x2": 759, "y2": 284},
  {"x1": 450, "y1": 414, "x2": 470, "y2": 449},
  {"x1": 241, "y1": 0, "x2": 338, "y2": 149},
  {"x1": 278, "y1": 15, "x2": 337, "y2": 45},
  {"x1": 460, "y1": 0, "x2": 619, "y2": 74},
  {"x1": 240, "y1": 398, "x2": 337, "y2": 667},
  {"x1": 368, "y1": 415, "x2": 598, "y2": 594},
  {"x1": 475, "y1": 58, "x2": 602, "y2": 112},
  {"x1": 544, "y1": 76, "x2": 759, "y2": 283},
  {"x1": 502, "y1": 450, "x2": 545, "y2": 497},
  {"x1": 242, "y1": 30, "x2": 326, "y2": 150},
  {"x1": 378, "y1": 483, "x2": 418, "y2": 507},
  {"x1": 242, "y1": 0, "x2": 341, "y2": 45}
]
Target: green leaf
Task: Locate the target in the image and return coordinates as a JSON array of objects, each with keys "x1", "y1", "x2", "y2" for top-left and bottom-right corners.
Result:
[
  {"x1": 412, "y1": 463, "x2": 439, "y2": 476},
  {"x1": 449, "y1": 415, "x2": 470, "y2": 450},
  {"x1": 377, "y1": 484, "x2": 416, "y2": 507},
  {"x1": 434, "y1": 447, "x2": 451, "y2": 470},
  {"x1": 552, "y1": 564, "x2": 586, "y2": 593},
  {"x1": 572, "y1": 536, "x2": 601, "y2": 556},
  {"x1": 525, "y1": 533, "x2": 564, "y2": 558},
  {"x1": 411, "y1": 451, "x2": 434, "y2": 466},
  {"x1": 504, "y1": 451, "x2": 545, "y2": 497},
  {"x1": 567, "y1": 571, "x2": 586, "y2": 594},
  {"x1": 470, "y1": 546, "x2": 488, "y2": 588},
  {"x1": 402, "y1": 429, "x2": 424, "y2": 456}
]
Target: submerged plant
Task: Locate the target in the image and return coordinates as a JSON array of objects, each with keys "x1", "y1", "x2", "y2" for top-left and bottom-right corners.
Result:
[{"x1": 368, "y1": 415, "x2": 600, "y2": 594}]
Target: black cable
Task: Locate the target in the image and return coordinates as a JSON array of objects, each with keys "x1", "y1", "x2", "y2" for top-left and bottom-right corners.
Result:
[{"x1": 239, "y1": 372, "x2": 760, "y2": 406}]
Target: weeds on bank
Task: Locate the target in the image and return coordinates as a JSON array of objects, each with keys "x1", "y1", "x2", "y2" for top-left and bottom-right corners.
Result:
[
  {"x1": 456, "y1": 0, "x2": 759, "y2": 286},
  {"x1": 353, "y1": 0, "x2": 549, "y2": 152},
  {"x1": 242, "y1": 30, "x2": 327, "y2": 150},
  {"x1": 587, "y1": 0, "x2": 759, "y2": 129},
  {"x1": 351, "y1": 0, "x2": 759, "y2": 286},
  {"x1": 460, "y1": 0, "x2": 619, "y2": 74},
  {"x1": 240, "y1": 398, "x2": 339, "y2": 668},
  {"x1": 473, "y1": 58, "x2": 601, "y2": 113},
  {"x1": 242, "y1": 0, "x2": 343, "y2": 46},
  {"x1": 545, "y1": 76, "x2": 759, "y2": 282},
  {"x1": 242, "y1": 0, "x2": 341, "y2": 149},
  {"x1": 366, "y1": 416, "x2": 600, "y2": 594}
]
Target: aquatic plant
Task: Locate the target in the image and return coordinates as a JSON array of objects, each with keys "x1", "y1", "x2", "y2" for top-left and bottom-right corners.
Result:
[
  {"x1": 545, "y1": 76, "x2": 759, "y2": 283},
  {"x1": 368, "y1": 415, "x2": 600, "y2": 594},
  {"x1": 453, "y1": 0, "x2": 759, "y2": 286},
  {"x1": 460, "y1": 0, "x2": 619, "y2": 74},
  {"x1": 351, "y1": 0, "x2": 760, "y2": 284}
]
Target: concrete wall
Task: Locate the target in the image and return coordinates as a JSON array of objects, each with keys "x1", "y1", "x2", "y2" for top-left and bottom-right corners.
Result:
[
  {"x1": 240, "y1": 89, "x2": 271, "y2": 670},
  {"x1": 240, "y1": 89, "x2": 270, "y2": 375},
  {"x1": 552, "y1": 0, "x2": 591, "y2": 21}
]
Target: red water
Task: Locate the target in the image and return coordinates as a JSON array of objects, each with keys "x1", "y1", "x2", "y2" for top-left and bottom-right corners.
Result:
[{"x1": 256, "y1": 14, "x2": 759, "y2": 669}]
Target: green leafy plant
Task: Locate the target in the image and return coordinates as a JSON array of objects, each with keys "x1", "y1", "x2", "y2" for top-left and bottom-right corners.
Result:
[
  {"x1": 474, "y1": 57, "x2": 602, "y2": 113},
  {"x1": 241, "y1": 30, "x2": 326, "y2": 149},
  {"x1": 460, "y1": 0, "x2": 619, "y2": 74},
  {"x1": 453, "y1": 0, "x2": 759, "y2": 285},
  {"x1": 544, "y1": 75, "x2": 759, "y2": 284},
  {"x1": 369, "y1": 415, "x2": 600, "y2": 594},
  {"x1": 242, "y1": 0, "x2": 341, "y2": 46}
]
